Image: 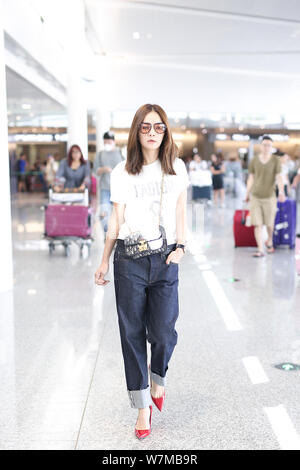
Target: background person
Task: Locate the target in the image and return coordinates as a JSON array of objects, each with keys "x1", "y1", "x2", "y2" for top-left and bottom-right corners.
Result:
[
  {"x1": 17, "y1": 153, "x2": 28, "y2": 192},
  {"x1": 93, "y1": 131, "x2": 123, "y2": 238},
  {"x1": 276, "y1": 152, "x2": 290, "y2": 197},
  {"x1": 53, "y1": 144, "x2": 91, "y2": 192},
  {"x1": 292, "y1": 167, "x2": 300, "y2": 190},
  {"x1": 225, "y1": 151, "x2": 243, "y2": 181},
  {"x1": 45, "y1": 153, "x2": 59, "y2": 189},
  {"x1": 189, "y1": 153, "x2": 202, "y2": 172},
  {"x1": 245, "y1": 135, "x2": 285, "y2": 258},
  {"x1": 210, "y1": 152, "x2": 226, "y2": 207},
  {"x1": 189, "y1": 155, "x2": 212, "y2": 202},
  {"x1": 33, "y1": 157, "x2": 48, "y2": 195},
  {"x1": 224, "y1": 151, "x2": 244, "y2": 197}
]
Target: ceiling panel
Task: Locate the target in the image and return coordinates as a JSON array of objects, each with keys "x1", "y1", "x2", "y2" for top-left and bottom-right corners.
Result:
[
  {"x1": 128, "y1": 0, "x2": 300, "y2": 22},
  {"x1": 85, "y1": 0, "x2": 300, "y2": 113},
  {"x1": 6, "y1": 67, "x2": 66, "y2": 124}
]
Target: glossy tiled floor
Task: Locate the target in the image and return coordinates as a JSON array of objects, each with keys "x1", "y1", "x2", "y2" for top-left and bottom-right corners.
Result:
[{"x1": 1, "y1": 190, "x2": 300, "y2": 450}]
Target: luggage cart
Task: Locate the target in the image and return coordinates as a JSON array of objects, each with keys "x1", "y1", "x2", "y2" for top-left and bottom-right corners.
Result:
[{"x1": 44, "y1": 188, "x2": 94, "y2": 257}]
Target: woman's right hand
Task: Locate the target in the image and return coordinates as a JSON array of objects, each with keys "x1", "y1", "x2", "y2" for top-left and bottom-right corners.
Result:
[{"x1": 94, "y1": 261, "x2": 110, "y2": 286}]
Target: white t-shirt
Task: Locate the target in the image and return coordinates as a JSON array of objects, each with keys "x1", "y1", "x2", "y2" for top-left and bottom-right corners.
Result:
[
  {"x1": 110, "y1": 157, "x2": 189, "y2": 245},
  {"x1": 189, "y1": 160, "x2": 202, "y2": 172}
]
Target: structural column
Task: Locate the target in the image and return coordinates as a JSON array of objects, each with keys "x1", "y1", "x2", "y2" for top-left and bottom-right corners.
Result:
[
  {"x1": 66, "y1": 0, "x2": 88, "y2": 160},
  {"x1": 67, "y1": 73, "x2": 88, "y2": 159},
  {"x1": 0, "y1": 19, "x2": 14, "y2": 293}
]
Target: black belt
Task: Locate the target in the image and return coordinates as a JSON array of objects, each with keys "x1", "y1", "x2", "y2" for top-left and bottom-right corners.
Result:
[{"x1": 116, "y1": 238, "x2": 176, "y2": 254}]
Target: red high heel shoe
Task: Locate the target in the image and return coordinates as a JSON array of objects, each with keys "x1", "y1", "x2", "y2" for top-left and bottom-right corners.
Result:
[
  {"x1": 148, "y1": 364, "x2": 166, "y2": 412},
  {"x1": 135, "y1": 405, "x2": 152, "y2": 440},
  {"x1": 151, "y1": 390, "x2": 165, "y2": 412}
]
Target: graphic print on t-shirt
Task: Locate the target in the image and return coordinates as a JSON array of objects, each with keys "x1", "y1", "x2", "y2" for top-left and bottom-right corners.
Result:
[{"x1": 133, "y1": 177, "x2": 174, "y2": 199}]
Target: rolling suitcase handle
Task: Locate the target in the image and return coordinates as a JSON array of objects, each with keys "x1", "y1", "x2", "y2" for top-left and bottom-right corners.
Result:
[{"x1": 241, "y1": 200, "x2": 248, "y2": 225}]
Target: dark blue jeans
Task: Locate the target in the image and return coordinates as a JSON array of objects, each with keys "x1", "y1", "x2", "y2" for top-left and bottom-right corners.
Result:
[{"x1": 113, "y1": 239, "x2": 179, "y2": 408}]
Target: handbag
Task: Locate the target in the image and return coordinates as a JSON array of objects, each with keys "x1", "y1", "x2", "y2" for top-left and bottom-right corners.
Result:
[{"x1": 124, "y1": 171, "x2": 168, "y2": 259}]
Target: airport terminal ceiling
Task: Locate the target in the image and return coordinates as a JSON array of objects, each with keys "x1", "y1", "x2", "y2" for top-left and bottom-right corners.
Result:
[
  {"x1": 6, "y1": 68, "x2": 66, "y2": 127},
  {"x1": 84, "y1": 0, "x2": 300, "y2": 113},
  {"x1": 5, "y1": 0, "x2": 300, "y2": 124}
]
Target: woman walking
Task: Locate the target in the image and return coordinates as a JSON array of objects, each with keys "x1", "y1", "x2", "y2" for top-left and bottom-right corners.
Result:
[
  {"x1": 210, "y1": 152, "x2": 226, "y2": 207},
  {"x1": 94, "y1": 104, "x2": 189, "y2": 439}
]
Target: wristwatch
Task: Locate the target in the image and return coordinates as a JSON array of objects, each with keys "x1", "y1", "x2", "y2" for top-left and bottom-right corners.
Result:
[{"x1": 176, "y1": 243, "x2": 185, "y2": 253}]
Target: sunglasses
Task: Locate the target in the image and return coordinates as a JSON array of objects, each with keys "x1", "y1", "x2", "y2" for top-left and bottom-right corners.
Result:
[{"x1": 139, "y1": 122, "x2": 167, "y2": 134}]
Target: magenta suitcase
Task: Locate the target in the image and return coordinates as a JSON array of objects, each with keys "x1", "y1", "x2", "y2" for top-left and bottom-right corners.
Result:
[
  {"x1": 45, "y1": 205, "x2": 92, "y2": 237},
  {"x1": 91, "y1": 175, "x2": 97, "y2": 195},
  {"x1": 296, "y1": 235, "x2": 300, "y2": 275}
]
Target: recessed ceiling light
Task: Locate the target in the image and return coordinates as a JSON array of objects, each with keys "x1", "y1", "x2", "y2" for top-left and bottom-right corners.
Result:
[
  {"x1": 27, "y1": 289, "x2": 37, "y2": 295},
  {"x1": 133, "y1": 32, "x2": 140, "y2": 39},
  {"x1": 22, "y1": 104, "x2": 31, "y2": 110},
  {"x1": 146, "y1": 33, "x2": 152, "y2": 39},
  {"x1": 16, "y1": 116, "x2": 21, "y2": 120}
]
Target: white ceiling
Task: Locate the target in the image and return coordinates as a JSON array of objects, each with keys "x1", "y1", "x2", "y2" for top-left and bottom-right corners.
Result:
[
  {"x1": 6, "y1": 67, "x2": 66, "y2": 126},
  {"x1": 5, "y1": 0, "x2": 300, "y2": 124},
  {"x1": 85, "y1": 0, "x2": 300, "y2": 115}
]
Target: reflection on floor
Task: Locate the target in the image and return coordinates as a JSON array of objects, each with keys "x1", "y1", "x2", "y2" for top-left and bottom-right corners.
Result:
[{"x1": 1, "y1": 191, "x2": 300, "y2": 450}]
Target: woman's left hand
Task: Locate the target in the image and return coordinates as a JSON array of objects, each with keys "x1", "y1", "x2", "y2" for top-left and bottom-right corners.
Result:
[
  {"x1": 78, "y1": 184, "x2": 85, "y2": 191},
  {"x1": 166, "y1": 248, "x2": 184, "y2": 265}
]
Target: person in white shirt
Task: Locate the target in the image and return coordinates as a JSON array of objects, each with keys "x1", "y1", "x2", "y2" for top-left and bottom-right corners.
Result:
[
  {"x1": 94, "y1": 104, "x2": 189, "y2": 440},
  {"x1": 189, "y1": 153, "x2": 202, "y2": 172},
  {"x1": 189, "y1": 154, "x2": 212, "y2": 201}
]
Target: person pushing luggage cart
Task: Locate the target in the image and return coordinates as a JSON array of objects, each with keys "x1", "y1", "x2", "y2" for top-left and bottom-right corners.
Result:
[{"x1": 44, "y1": 144, "x2": 94, "y2": 257}]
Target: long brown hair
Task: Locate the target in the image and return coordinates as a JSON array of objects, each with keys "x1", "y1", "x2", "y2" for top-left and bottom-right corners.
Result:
[
  {"x1": 67, "y1": 144, "x2": 86, "y2": 166},
  {"x1": 125, "y1": 104, "x2": 178, "y2": 175}
]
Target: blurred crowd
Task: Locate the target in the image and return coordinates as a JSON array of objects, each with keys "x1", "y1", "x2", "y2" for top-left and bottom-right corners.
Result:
[{"x1": 182, "y1": 149, "x2": 300, "y2": 207}]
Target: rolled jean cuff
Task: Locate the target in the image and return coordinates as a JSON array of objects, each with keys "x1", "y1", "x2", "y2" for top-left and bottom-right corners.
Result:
[
  {"x1": 127, "y1": 387, "x2": 152, "y2": 409},
  {"x1": 150, "y1": 370, "x2": 166, "y2": 387}
]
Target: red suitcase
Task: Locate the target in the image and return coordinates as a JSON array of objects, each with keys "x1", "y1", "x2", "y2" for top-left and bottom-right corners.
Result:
[
  {"x1": 45, "y1": 205, "x2": 92, "y2": 237},
  {"x1": 233, "y1": 210, "x2": 257, "y2": 247},
  {"x1": 296, "y1": 235, "x2": 300, "y2": 275}
]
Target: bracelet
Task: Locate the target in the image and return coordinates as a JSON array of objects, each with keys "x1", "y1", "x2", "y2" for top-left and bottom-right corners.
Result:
[{"x1": 176, "y1": 243, "x2": 185, "y2": 253}]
